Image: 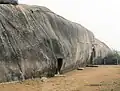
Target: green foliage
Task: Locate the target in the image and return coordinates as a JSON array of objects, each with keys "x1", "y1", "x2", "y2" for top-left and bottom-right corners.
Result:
[{"x1": 106, "y1": 50, "x2": 120, "y2": 64}]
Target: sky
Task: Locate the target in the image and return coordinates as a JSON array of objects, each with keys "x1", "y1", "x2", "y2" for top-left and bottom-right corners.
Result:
[{"x1": 19, "y1": 0, "x2": 120, "y2": 50}]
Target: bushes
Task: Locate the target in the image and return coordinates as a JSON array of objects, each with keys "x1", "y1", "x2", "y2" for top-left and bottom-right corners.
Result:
[
  {"x1": 0, "y1": 0, "x2": 18, "y2": 5},
  {"x1": 104, "y1": 50, "x2": 120, "y2": 65},
  {"x1": 94, "y1": 50, "x2": 120, "y2": 65}
]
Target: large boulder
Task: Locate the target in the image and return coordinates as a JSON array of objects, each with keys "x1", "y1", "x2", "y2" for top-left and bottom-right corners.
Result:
[
  {"x1": 0, "y1": 4, "x2": 111, "y2": 82},
  {"x1": 0, "y1": 4, "x2": 95, "y2": 82},
  {"x1": 0, "y1": 0, "x2": 18, "y2": 5}
]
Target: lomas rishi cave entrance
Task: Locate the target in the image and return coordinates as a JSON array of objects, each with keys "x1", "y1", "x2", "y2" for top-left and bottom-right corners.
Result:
[
  {"x1": 56, "y1": 58, "x2": 63, "y2": 74},
  {"x1": 90, "y1": 45, "x2": 96, "y2": 64}
]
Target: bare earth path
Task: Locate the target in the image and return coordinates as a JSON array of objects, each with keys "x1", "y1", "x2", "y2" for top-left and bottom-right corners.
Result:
[{"x1": 0, "y1": 65, "x2": 120, "y2": 91}]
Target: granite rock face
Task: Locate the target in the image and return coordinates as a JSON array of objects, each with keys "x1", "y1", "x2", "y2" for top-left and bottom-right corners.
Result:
[
  {"x1": 0, "y1": 4, "x2": 111, "y2": 82},
  {"x1": 94, "y1": 39, "x2": 112, "y2": 64}
]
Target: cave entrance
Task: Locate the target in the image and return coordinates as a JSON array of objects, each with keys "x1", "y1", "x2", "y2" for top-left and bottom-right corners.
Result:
[
  {"x1": 90, "y1": 45, "x2": 96, "y2": 64},
  {"x1": 57, "y1": 58, "x2": 63, "y2": 74}
]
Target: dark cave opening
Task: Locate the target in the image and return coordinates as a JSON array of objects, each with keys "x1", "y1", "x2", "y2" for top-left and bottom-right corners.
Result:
[
  {"x1": 90, "y1": 46, "x2": 96, "y2": 64},
  {"x1": 56, "y1": 58, "x2": 63, "y2": 74}
]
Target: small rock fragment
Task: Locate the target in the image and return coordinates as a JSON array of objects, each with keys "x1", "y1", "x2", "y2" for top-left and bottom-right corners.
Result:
[{"x1": 40, "y1": 77, "x2": 47, "y2": 82}]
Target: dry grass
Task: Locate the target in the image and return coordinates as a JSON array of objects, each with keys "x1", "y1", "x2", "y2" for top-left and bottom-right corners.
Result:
[
  {"x1": 0, "y1": 65, "x2": 120, "y2": 91},
  {"x1": 99, "y1": 79, "x2": 120, "y2": 91}
]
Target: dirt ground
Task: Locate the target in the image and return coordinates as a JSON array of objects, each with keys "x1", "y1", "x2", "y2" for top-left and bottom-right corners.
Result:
[{"x1": 0, "y1": 65, "x2": 120, "y2": 91}]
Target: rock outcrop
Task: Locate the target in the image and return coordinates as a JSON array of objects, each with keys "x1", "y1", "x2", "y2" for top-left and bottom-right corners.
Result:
[
  {"x1": 93, "y1": 39, "x2": 112, "y2": 64},
  {"x1": 0, "y1": 4, "x2": 111, "y2": 82}
]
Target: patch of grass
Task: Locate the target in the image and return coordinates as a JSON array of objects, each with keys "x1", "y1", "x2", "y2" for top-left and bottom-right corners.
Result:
[
  {"x1": 84, "y1": 79, "x2": 120, "y2": 91},
  {"x1": 100, "y1": 79, "x2": 120, "y2": 91}
]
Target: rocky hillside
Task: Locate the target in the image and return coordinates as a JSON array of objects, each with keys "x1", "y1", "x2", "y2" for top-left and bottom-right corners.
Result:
[
  {"x1": 94, "y1": 39, "x2": 112, "y2": 64},
  {"x1": 0, "y1": 4, "x2": 111, "y2": 82}
]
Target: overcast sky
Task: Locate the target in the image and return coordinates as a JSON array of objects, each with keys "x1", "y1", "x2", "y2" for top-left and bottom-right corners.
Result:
[{"x1": 19, "y1": 0, "x2": 120, "y2": 50}]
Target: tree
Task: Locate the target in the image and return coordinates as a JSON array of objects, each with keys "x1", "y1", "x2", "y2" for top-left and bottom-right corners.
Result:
[
  {"x1": 105, "y1": 49, "x2": 120, "y2": 65},
  {"x1": 0, "y1": 0, "x2": 18, "y2": 5}
]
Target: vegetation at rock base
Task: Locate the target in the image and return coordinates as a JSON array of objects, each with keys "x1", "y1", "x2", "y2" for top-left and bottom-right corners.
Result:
[{"x1": 105, "y1": 50, "x2": 120, "y2": 64}]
